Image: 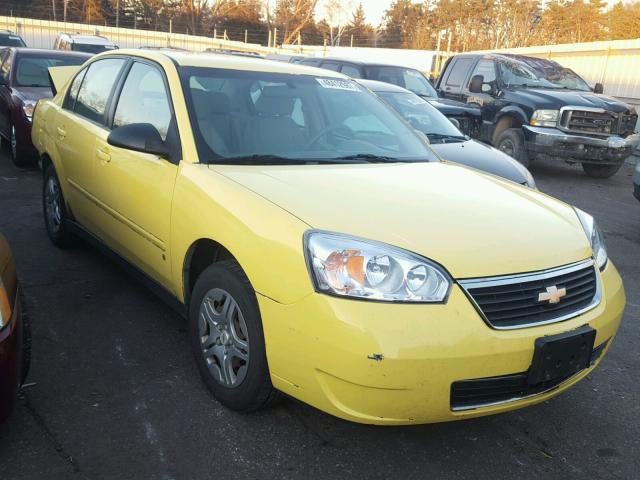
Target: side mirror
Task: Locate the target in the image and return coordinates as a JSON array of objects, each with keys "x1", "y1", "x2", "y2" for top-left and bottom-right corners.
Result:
[
  {"x1": 594, "y1": 83, "x2": 604, "y2": 94},
  {"x1": 469, "y1": 74, "x2": 484, "y2": 93},
  {"x1": 449, "y1": 118, "x2": 461, "y2": 129},
  {"x1": 107, "y1": 123, "x2": 169, "y2": 158}
]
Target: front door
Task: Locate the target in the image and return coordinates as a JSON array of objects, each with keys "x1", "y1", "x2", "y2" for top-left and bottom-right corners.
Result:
[
  {"x1": 463, "y1": 59, "x2": 503, "y2": 143},
  {"x1": 91, "y1": 61, "x2": 178, "y2": 288},
  {"x1": 54, "y1": 58, "x2": 126, "y2": 230}
]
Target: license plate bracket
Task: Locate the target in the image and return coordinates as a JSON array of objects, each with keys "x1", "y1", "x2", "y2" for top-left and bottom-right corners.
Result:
[{"x1": 527, "y1": 326, "x2": 596, "y2": 385}]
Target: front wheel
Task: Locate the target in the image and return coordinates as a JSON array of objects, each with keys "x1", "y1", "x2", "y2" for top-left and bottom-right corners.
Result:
[
  {"x1": 495, "y1": 128, "x2": 531, "y2": 168},
  {"x1": 581, "y1": 162, "x2": 623, "y2": 179},
  {"x1": 189, "y1": 260, "x2": 280, "y2": 412},
  {"x1": 42, "y1": 163, "x2": 75, "y2": 248}
]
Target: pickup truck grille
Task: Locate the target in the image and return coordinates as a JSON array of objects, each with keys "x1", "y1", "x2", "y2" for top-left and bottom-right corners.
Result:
[
  {"x1": 560, "y1": 109, "x2": 638, "y2": 136},
  {"x1": 459, "y1": 260, "x2": 599, "y2": 329}
]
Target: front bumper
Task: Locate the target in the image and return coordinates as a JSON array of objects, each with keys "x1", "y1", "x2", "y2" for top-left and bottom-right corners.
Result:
[
  {"x1": 0, "y1": 287, "x2": 23, "y2": 423},
  {"x1": 260, "y1": 261, "x2": 625, "y2": 425},
  {"x1": 523, "y1": 125, "x2": 640, "y2": 164}
]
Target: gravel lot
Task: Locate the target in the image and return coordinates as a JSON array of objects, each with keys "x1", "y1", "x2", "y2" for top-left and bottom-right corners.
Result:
[{"x1": 0, "y1": 148, "x2": 638, "y2": 480}]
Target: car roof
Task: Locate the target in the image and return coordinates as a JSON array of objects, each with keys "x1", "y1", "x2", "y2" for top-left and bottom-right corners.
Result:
[
  {"x1": 316, "y1": 57, "x2": 420, "y2": 70},
  {"x1": 101, "y1": 49, "x2": 347, "y2": 77},
  {"x1": 357, "y1": 79, "x2": 412, "y2": 94},
  {"x1": 9, "y1": 47, "x2": 91, "y2": 58},
  {"x1": 59, "y1": 34, "x2": 115, "y2": 45}
]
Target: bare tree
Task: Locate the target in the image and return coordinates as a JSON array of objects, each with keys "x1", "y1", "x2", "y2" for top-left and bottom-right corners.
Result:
[{"x1": 324, "y1": 0, "x2": 353, "y2": 46}]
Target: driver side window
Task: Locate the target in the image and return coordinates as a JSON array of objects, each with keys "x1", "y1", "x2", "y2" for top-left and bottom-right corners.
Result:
[{"x1": 470, "y1": 60, "x2": 496, "y2": 88}]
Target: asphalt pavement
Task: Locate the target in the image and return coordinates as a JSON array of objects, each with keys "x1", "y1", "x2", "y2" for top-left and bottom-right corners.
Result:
[{"x1": 0, "y1": 148, "x2": 638, "y2": 480}]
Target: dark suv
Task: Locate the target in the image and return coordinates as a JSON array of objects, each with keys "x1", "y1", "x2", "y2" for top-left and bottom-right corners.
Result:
[
  {"x1": 299, "y1": 57, "x2": 481, "y2": 138},
  {"x1": 0, "y1": 31, "x2": 26, "y2": 48},
  {"x1": 436, "y1": 53, "x2": 639, "y2": 178}
]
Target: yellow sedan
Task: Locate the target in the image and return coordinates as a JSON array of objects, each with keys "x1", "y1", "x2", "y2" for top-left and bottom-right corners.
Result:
[{"x1": 32, "y1": 50, "x2": 625, "y2": 425}]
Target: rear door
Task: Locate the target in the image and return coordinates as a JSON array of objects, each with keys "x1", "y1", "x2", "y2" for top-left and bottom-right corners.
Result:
[
  {"x1": 91, "y1": 60, "x2": 178, "y2": 287},
  {"x1": 0, "y1": 49, "x2": 13, "y2": 138},
  {"x1": 439, "y1": 56, "x2": 475, "y2": 103},
  {"x1": 53, "y1": 58, "x2": 126, "y2": 231}
]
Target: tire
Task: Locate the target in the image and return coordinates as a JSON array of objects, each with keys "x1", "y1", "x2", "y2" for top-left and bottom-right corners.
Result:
[
  {"x1": 42, "y1": 163, "x2": 75, "y2": 248},
  {"x1": 495, "y1": 128, "x2": 530, "y2": 168},
  {"x1": 581, "y1": 162, "x2": 623, "y2": 179},
  {"x1": 19, "y1": 290, "x2": 31, "y2": 386},
  {"x1": 189, "y1": 260, "x2": 280, "y2": 412},
  {"x1": 9, "y1": 122, "x2": 29, "y2": 168}
]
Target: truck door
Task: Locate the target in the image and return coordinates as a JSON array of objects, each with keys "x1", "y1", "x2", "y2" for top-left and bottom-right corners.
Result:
[
  {"x1": 464, "y1": 59, "x2": 504, "y2": 143},
  {"x1": 439, "y1": 57, "x2": 475, "y2": 103}
]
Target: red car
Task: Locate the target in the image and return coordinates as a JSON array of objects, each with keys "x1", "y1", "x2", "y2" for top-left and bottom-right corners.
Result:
[
  {"x1": 0, "y1": 48, "x2": 90, "y2": 166},
  {"x1": 0, "y1": 233, "x2": 29, "y2": 422}
]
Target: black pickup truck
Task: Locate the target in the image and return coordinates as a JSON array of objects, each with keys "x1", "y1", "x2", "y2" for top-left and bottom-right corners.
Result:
[{"x1": 436, "y1": 53, "x2": 639, "y2": 178}]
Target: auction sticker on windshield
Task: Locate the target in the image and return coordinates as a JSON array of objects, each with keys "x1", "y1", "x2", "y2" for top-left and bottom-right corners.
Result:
[{"x1": 316, "y1": 78, "x2": 361, "y2": 91}]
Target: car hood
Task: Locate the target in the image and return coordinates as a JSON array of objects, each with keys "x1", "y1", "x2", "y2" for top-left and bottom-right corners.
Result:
[
  {"x1": 431, "y1": 139, "x2": 531, "y2": 186},
  {"x1": 14, "y1": 86, "x2": 52, "y2": 102},
  {"x1": 427, "y1": 98, "x2": 481, "y2": 117},
  {"x1": 506, "y1": 88, "x2": 633, "y2": 113},
  {"x1": 211, "y1": 162, "x2": 590, "y2": 278}
]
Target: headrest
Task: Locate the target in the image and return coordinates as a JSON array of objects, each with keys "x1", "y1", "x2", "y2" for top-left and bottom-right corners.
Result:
[
  {"x1": 191, "y1": 90, "x2": 231, "y2": 115},
  {"x1": 255, "y1": 86, "x2": 295, "y2": 116},
  {"x1": 19, "y1": 60, "x2": 44, "y2": 77}
]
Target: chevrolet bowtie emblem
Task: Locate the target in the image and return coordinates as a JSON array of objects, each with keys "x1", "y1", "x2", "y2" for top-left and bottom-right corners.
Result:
[{"x1": 537, "y1": 285, "x2": 567, "y2": 304}]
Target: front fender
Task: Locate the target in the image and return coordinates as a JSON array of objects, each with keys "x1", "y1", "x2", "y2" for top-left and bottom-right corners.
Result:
[
  {"x1": 496, "y1": 105, "x2": 529, "y2": 126},
  {"x1": 170, "y1": 163, "x2": 314, "y2": 305}
]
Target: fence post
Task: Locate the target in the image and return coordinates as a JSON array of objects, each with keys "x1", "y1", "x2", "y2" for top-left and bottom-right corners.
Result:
[
  {"x1": 245, "y1": 29, "x2": 248, "y2": 43},
  {"x1": 268, "y1": 29, "x2": 272, "y2": 48},
  {"x1": 274, "y1": 28, "x2": 277, "y2": 48}
]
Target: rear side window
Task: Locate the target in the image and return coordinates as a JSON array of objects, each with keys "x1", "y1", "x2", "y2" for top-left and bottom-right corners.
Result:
[
  {"x1": 63, "y1": 67, "x2": 87, "y2": 110},
  {"x1": 340, "y1": 64, "x2": 362, "y2": 78},
  {"x1": 74, "y1": 58, "x2": 125, "y2": 124},
  {"x1": 321, "y1": 62, "x2": 341, "y2": 72},
  {"x1": 0, "y1": 51, "x2": 12, "y2": 82},
  {"x1": 113, "y1": 62, "x2": 172, "y2": 140},
  {"x1": 444, "y1": 58, "x2": 474, "y2": 88}
]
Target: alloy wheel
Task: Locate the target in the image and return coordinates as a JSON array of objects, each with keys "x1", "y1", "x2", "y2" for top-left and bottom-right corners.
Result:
[
  {"x1": 10, "y1": 125, "x2": 17, "y2": 160},
  {"x1": 44, "y1": 176, "x2": 63, "y2": 233},
  {"x1": 198, "y1": 288, "x2": 250, "y2": 388}
]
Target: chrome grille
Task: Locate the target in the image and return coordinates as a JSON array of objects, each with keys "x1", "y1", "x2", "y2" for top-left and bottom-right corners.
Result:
[
  {"x1": 459, "y1": 259, "x2": 600, "y2": 329},
  {"x1": 560, "y1": 108, "x2": 638, "y2": 136}
]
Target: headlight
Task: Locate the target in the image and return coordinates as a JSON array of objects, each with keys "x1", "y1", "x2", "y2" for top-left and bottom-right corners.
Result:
[
  {"x1": 22, "y1": 100, "x2": 36, "y2": 121},
  {"x1": 304, "y1": 231, "x2": 452, "y2": 302},
  {"x1": 0, "y1": 278, "x2": 11, "y2": 330},
  {"x1": 530, "y1": 110, "x2": 559, "y2": 128},
  {"x1": 574, "y1": 207, "x2": 607, "y2": 270}
]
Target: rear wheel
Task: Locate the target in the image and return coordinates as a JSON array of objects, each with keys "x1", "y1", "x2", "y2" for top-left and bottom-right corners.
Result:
[
  {"x1": 581, "y1": 162, "x2": 623, "y2": 179},
  {"x1": 189, "y1": 260, "x2": 280, "y2": 412},
  {"x1": 495, "y1": 128, "x2": 530, "y2": 168},
  {"x1": 42, "y1": 163, "x2": 75, "y2": 248},
  {"x1": 9, "y1": 123, "x2": 29, "y2": 167}
]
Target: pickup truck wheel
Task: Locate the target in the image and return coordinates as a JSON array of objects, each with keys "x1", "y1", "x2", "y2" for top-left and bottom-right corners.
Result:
[
  {"x1": 495, "y1": 128, "x2": 530, "y2": 168},
  {"x1": 581, "y1": 162, "x2": 623, "y2": 179},
  {"x1": 189, "y1": 260, "x2": 280, "y2": 412},
  {"x1": 42, "y1": 163, "x2": 75, "y2": 248}
]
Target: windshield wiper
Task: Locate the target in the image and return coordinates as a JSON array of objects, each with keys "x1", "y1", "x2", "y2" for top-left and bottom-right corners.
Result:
[
  {"x1": 426, "y1": 133, "x2": 467, "y2": 143},
  {"x1": 332, "y1": 153, "x2": 405, "y2": 163},
  {"x1": 205, "y1": 154, "x2": 387, "y2": 165}
]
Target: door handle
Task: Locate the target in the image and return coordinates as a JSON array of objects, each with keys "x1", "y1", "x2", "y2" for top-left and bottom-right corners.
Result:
[
  {"x1": 96, "y1": 147, "x2": 111, "y2": 163},
  {"x1": 56, "y1": 127, "x2": 66, "y2": 139}
]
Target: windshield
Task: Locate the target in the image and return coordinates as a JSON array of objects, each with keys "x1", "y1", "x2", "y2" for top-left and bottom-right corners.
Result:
[
  {"x1": 71, "y1": 43, "x2": 117, "y2": 54},
  {"x1": 15, "y1": 55, "x2": 87, "y2": 87},
  {"x1": 378, "y1": 92, "x2": 463, "y2": 140},
  {"x1": 0, "y1": 35, "x2": 26, "y2": 47},
  {"x1": 180, "y1": 67, "x2": 437, "y2": 164},
  {"x1": 498, "y1": 59, "x2": 591, "y2": 91},
  {"x1": 364, "y1": 66, "x2": 437, "y2": 98}
]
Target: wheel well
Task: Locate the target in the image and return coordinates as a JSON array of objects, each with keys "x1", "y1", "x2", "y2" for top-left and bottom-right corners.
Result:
[
  {"x1": 492, "y1": 116, "x2": 522, "y2": 145},
  {"x1": 183, "y1": 239, "x2": 235, "y2": 304},
  {"x1": 40, "y1": 154, "x2": 52, "y2": 178}
]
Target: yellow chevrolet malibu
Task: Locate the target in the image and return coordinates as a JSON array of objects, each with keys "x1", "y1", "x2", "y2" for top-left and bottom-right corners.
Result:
[{"x1": 32, "y1": 50, "x2": 625, "y2": 425}]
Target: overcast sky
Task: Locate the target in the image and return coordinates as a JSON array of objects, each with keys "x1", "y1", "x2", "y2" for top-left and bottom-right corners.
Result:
[{"x1": 314, "y1": 0, "x2": 635, "y2": 27}]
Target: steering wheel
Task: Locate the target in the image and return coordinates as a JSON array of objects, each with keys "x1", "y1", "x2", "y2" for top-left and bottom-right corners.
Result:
[{"x1": 307, "y1": 125, "x2": 355, "y2": 148}]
